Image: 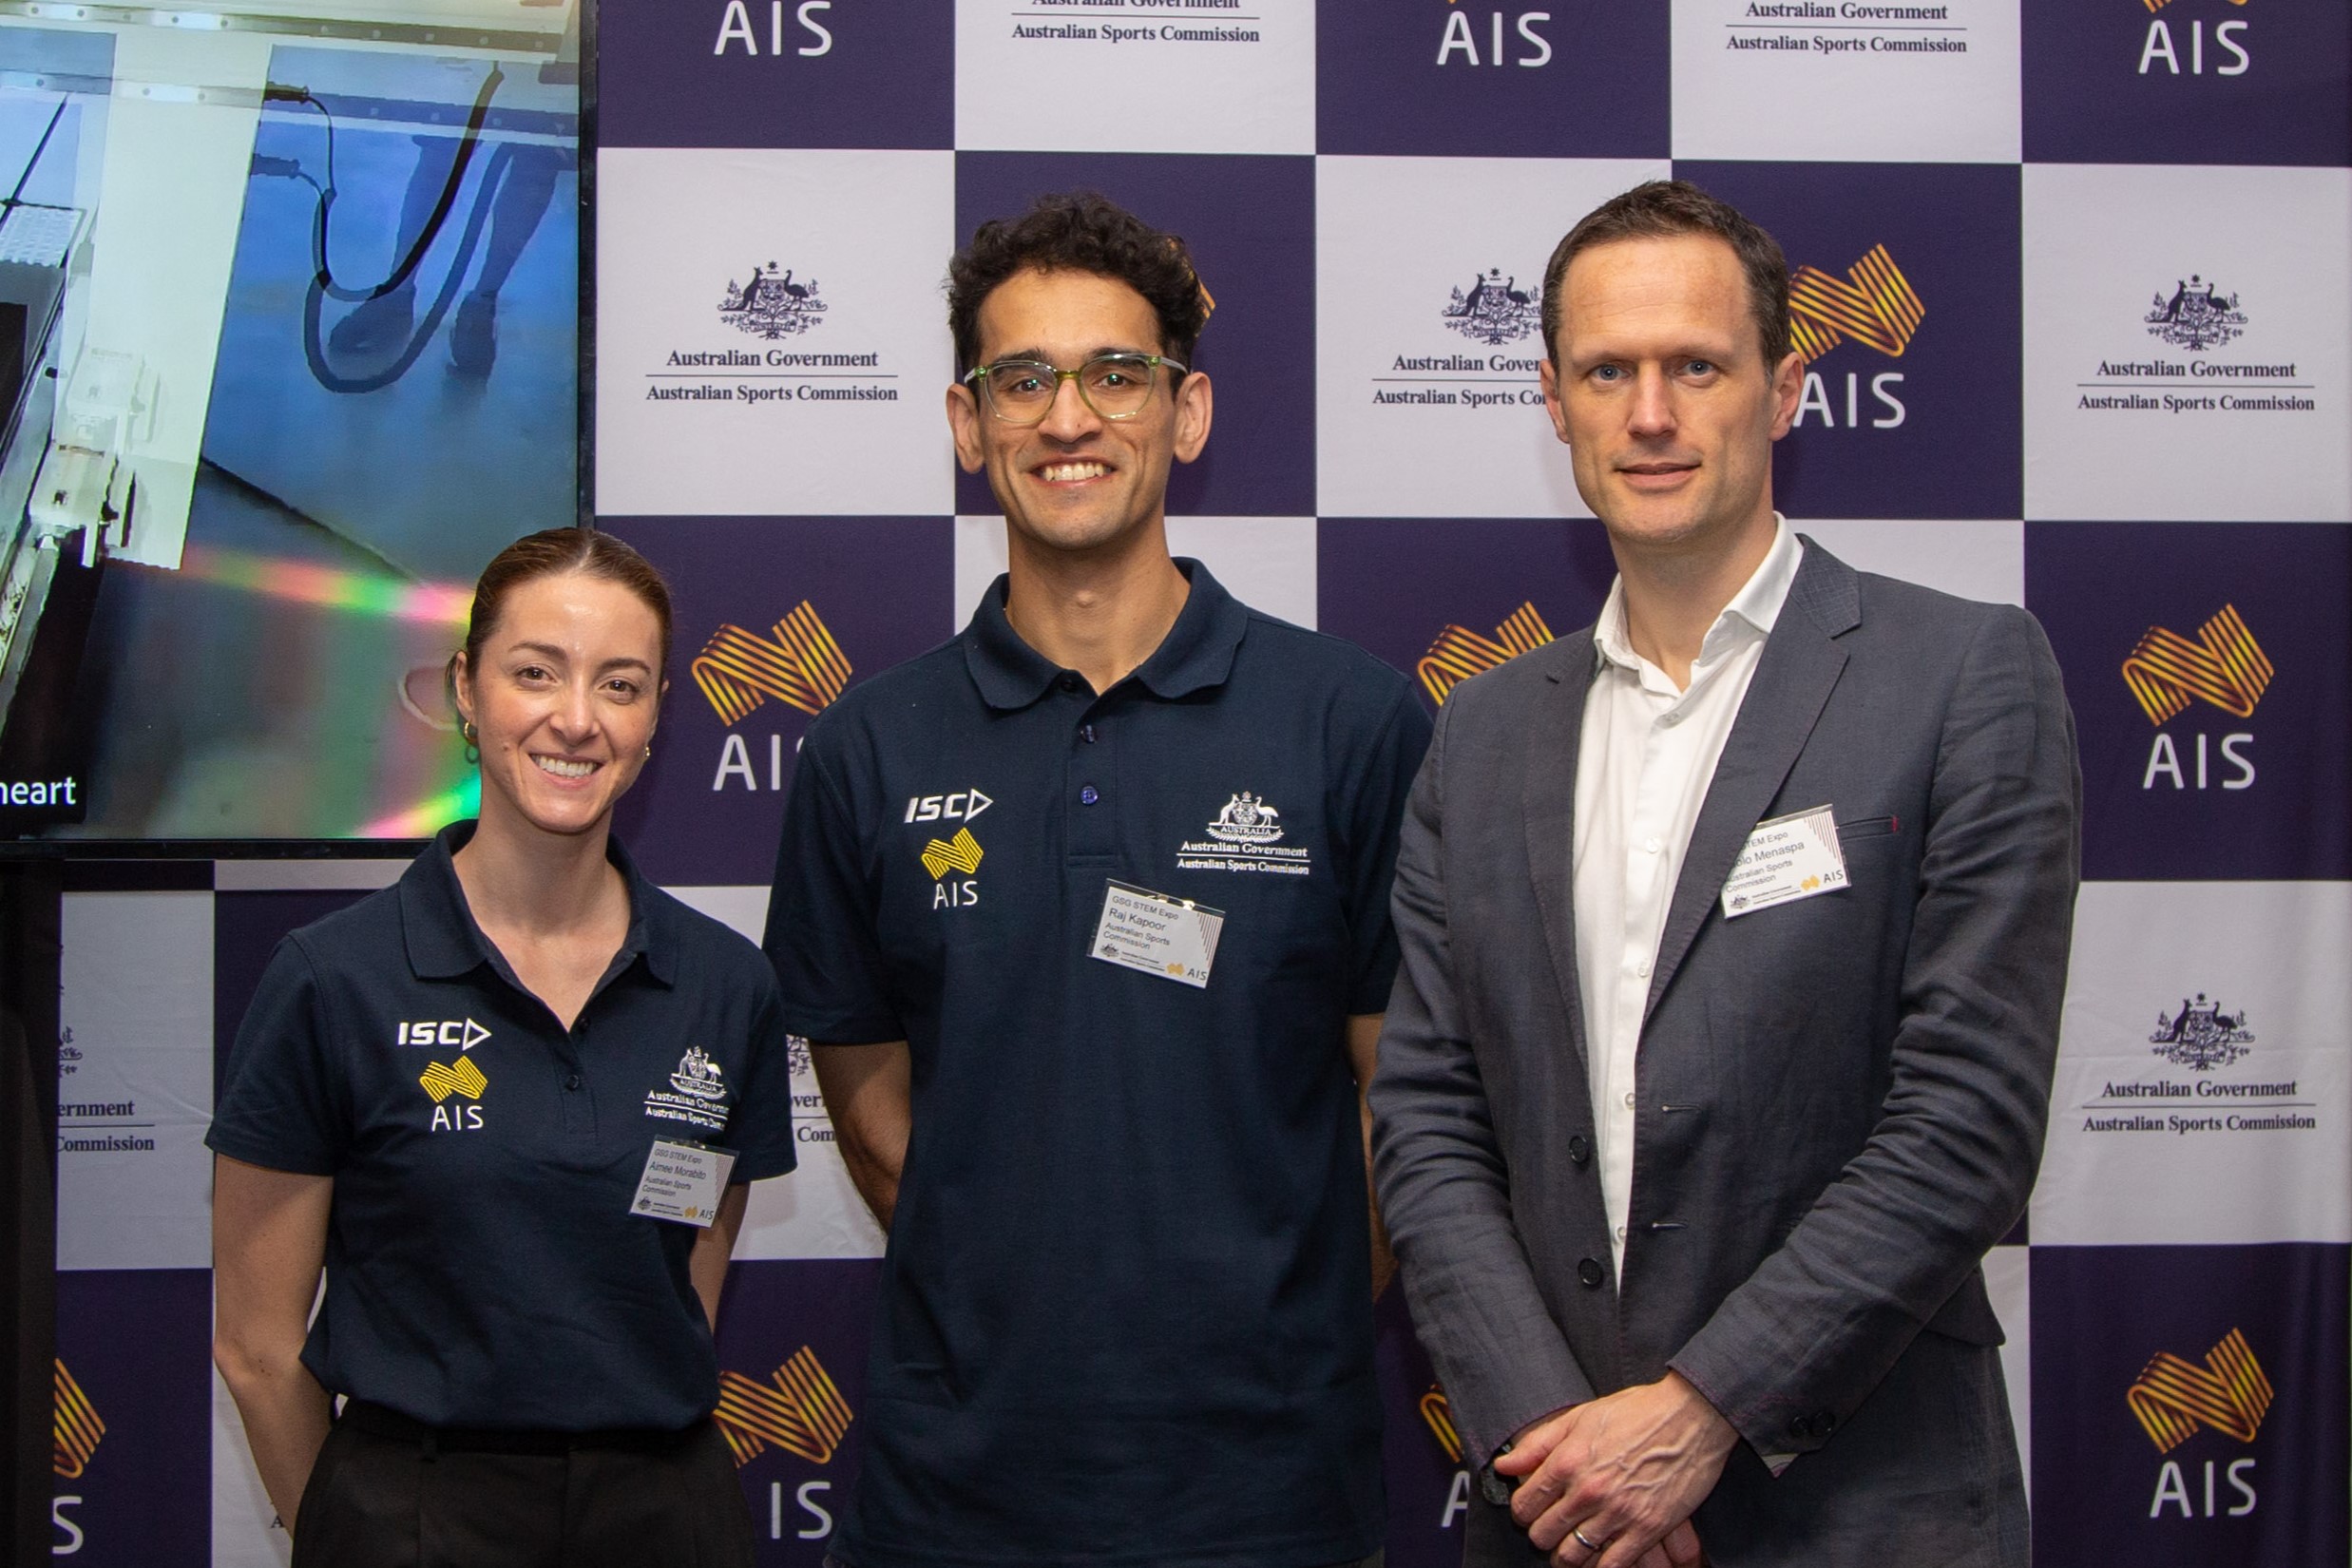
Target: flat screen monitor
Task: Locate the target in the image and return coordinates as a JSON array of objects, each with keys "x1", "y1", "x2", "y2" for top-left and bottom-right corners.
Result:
[{"x1": 0, "y1": 0, "x2": 581, "y2": 846}]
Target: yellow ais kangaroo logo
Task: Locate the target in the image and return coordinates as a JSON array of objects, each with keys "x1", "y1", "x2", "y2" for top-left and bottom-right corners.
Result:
[
  {"x1": 921, "y1": 827, "x2": 984, "y2": 910},
  {"x1": 420, "y1": 1057, "x2": 488, "y2": 1132}
]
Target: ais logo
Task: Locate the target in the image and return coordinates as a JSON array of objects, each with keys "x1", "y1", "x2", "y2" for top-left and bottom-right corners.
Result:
[
  {"x1": 698, "y1": 603, "x2": 852, "y2": 794},
  {"x1": 420, "y1": 1056, "x2": 488, "y2": 1133},
  {"x1": 51, "y1": 1358, "x2": 101, "y2": 1553},
  {"x1": 1421, "y1": 1384, "x2": 1478, "y2": 1530},
  {"x1": 714, "y1": 0, "x2": 834, "y2": 57},
  {"x1": 2129, "y1": 1328, "x2": 2270, "y2": 1520},
  {"x1": 1418, "y1": 602, "x2": 1556, "y2": 705},
  {"x1": 717, "y1": 1346, "x2": 853, "y2": 1542},
  {"x1": 1788, "y1": 244, "x2": 1921, "y2": 431},
  {"x1": 2137, "y1": 0, "x2": 2251, "y2": 77},
  {"x1": 2122, "y1": 603, "x2": 2271, "y2": 792},
  {"x1": 1435, "y1": 0, "x2": 1555, "y2": 67},
  {"x1": 920, "y1": 827, "x2": 984, "y2": 908}
]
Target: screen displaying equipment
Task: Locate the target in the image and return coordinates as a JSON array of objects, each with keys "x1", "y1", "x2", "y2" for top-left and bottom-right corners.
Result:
[{"x1": 0, "y1": 1, "x2": 579, "y2": 843}]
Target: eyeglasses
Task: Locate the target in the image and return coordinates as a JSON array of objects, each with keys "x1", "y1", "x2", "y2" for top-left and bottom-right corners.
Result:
[{"x1": 964, "y1": 353, "x2": 1188, "y2": 425}]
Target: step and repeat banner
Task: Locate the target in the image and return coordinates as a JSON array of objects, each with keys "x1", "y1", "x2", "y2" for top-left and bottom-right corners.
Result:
[{"x1": 50, "y1": 1, "x2": 2351, "y2": 1563}]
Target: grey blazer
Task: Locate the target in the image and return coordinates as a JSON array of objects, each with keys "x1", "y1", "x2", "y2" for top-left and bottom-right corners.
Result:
[{"x1": 1369, "y1": 542, "x2": 2080, "y2": 1567}]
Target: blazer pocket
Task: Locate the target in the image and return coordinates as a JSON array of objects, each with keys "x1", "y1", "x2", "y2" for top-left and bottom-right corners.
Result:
[{"x1": 1836, "y1": 813, "x2": 1899, "y2": 843}]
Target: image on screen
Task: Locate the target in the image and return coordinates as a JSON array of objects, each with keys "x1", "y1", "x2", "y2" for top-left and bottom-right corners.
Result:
[{"x1": 0, "y1": 2, "x2": 580, "y2": 842}]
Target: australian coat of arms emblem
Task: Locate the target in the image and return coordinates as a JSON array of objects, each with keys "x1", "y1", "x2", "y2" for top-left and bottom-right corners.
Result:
[
  {"x1": 1205, "y1": 792, "x2": 1285, "y2": 844},
  {"x1": 719, "y1": 261, "x2": 828, "y2": 340},
  {"x1": 1442, "y1": 268, "x2": 1542, "y2": 348},
  {"x1": 2144, "y1": 276, "x2": 2246, "y2": 353},
  {"x1": 669, "y1": 1046, "x2": 730, "y2": 1100},
  {"x1": 2149, "y1": 993, "x2": 2254, "y2": 1071}
]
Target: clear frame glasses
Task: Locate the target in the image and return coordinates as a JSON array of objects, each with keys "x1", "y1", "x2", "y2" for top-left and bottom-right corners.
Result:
[{"x1": 965, "y1": 352, "x2": 1188, "y2": 425}]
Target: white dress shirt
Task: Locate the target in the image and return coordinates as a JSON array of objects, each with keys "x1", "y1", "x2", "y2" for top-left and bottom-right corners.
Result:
[{"x1": 1573, "y1": 517, "x2": 1803, "y2": 1280}]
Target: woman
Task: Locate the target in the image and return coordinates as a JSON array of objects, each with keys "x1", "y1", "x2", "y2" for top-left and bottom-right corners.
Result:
[{"x1": 209, "y1": 527, "x2": 795, "y2": 1568}]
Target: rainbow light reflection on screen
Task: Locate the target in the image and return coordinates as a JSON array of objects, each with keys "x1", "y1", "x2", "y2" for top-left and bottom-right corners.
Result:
[
  {"x1": 177, "y1": 544, "x2": 474, "y2": 625},
  {"x1": 358, "y1": 774, "x2": 481, "y2": 840},
  {"x1": 168, "y1": 544, "x2": 480, "y2": 839}
]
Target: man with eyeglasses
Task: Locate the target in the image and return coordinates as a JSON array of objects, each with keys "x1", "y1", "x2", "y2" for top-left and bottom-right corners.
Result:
[{"x1": 762, "y1": 192, "x2": 1430, "y2": 1568}]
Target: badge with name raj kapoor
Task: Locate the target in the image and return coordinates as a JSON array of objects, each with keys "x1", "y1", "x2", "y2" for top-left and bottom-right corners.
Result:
[
  {"x1": 1720, "y1": 805, "x2": 1848, "y2": 919},
  {"x1": 1090, "y1": 880, "x2": 1225, "y2": 988},
  {"x1": 630, "y1": 1139, "x2": 736, "y2": 1227}
]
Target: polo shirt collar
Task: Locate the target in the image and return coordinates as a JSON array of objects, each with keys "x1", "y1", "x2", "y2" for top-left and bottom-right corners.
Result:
[
  {"x1": 399, "y1": 819, "x2": 675, "y2": 988},
  {"x1": 962, "y1": 557, "x2": 1250, "y2": 710}
]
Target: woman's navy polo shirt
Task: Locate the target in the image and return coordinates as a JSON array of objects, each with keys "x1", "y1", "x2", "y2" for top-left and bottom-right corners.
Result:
[
  {"x1": 763, "y1": 563, "x2": 1433, "y2": 1568},
  {"x1": 206, "y1": 821, "x2": 798, "y2": 1432}
]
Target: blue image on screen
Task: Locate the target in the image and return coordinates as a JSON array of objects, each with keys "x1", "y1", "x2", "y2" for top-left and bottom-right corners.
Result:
[{"x1": 55, "y1": 45, "x2": 578, "y2": 839}]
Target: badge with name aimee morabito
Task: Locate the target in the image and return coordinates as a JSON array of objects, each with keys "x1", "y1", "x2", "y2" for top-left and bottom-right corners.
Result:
[{"x1": 630, "y1": 1139, "x2": 736, "y2": 1227}]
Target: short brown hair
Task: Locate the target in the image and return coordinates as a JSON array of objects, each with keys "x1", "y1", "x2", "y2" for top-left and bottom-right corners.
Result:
[
  {"x1": 453, "y1": 526, "x2": 674, "y2": 692},
  {"x1": 947, "y1": 191, "x2": 1211, "y2": 376},
  {"x1": 1539, "y1": 180, "x2": 1791, "y2": 370}
]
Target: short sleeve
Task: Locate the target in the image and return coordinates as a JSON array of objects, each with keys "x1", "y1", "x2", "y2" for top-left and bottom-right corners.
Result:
[
  {"x1": 1339, "y1": 681, "x2": 1437, "y2": 1016},
  {"x1": 725, "y1": 980, "x2": 803, "y2": 1183},
  {"x1": 205, "y1": 936, "x2": 350, "y2": 1176},
  {"x1": 762, "y1": 735, "x2": 904, "y2": 1043}
]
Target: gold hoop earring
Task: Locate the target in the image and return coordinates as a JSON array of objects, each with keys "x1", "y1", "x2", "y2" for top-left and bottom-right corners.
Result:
[{"x1": 461, "y1": 720, "x2": 478, "y2": 744}]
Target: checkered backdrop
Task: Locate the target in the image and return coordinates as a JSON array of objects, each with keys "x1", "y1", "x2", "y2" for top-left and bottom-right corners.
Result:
[{"x1": 49, "y1": 2, "x2": 2351, "y2": 1562}]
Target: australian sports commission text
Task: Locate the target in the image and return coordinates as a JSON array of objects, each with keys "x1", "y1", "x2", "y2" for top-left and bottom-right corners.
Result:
[{"x1": 647, "y1": 383, "x2": 898, "y2": 403}]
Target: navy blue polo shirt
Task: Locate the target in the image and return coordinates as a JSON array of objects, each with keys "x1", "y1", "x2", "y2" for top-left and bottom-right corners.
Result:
[
  {"x1": 763, "y1": 562, "x2": 1431, "y2": 1568},
  {"x1": 206, "y1": 822, "x2": 798, "y2": 1431}
]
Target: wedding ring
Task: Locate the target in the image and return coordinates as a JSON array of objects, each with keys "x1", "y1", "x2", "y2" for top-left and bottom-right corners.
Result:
[{"x1": 1573, "y1": 1524, "x2": 1602, "y2": 1553}]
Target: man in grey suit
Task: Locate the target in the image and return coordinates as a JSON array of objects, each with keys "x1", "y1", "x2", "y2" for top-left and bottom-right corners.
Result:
[{"x1": 1368, "y1": 181, "x2": 2080, "y2": 1568}]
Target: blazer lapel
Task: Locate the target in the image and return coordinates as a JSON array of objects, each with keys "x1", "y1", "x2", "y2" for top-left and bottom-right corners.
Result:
[
  {"x1": 1643, "y1": 544, "x2": 1859, "y2": 1023},
  {"x1": 1525, "y1": 632, "x2": 1599, "y2": 1077}
]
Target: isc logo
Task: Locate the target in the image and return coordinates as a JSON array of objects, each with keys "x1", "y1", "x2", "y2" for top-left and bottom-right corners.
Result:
[
  {"x1": 1436, "y1": 8, "x2": 1554, "y2": 68},
  {"x1": 397, "y1": 1018, "x2": 491, "y2": 1051},
  {"x1": 903, "y1": 789, "x2": 993, "y2": 824}
]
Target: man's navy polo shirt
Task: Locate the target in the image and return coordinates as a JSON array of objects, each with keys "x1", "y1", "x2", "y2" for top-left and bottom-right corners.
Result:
[
  {"x1": 206, "y1": 821, "x2": 798, "y2": 1431},
  {"x1": 762, "y1": 562, "x2": 1432, "y2": 1568}
]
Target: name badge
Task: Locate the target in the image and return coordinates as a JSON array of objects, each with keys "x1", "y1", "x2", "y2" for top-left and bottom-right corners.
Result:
[
  {"x1": 1720, "y1": 805, "x2": 1849, "y2": 920},
  {"x1": 630, "y1": 1138, "x2": 737, "y2": 1227},
  {"x1": 1090, "y1": 880, "x2": 1225, "y2": 988}
]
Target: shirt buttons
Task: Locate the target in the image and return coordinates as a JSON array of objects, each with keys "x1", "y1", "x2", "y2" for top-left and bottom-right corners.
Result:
[
  {"x1": 1080, "y1": 724, "x2": 1097, "y2": 743},
  {"x1": 564, "y1": 1073, "x2": 582, "y2": 1091},
  {"x1": 1080, "y1": 785, "x2": 1100, "y2": 805},
  {"x1": 1643, "y1": 836, "x2": 1663, "y2": 854},
  {"x1": 1635, "y1": 961, "x2": 1652, "y2": 979},
  {"x1": 1058, "y1": 673, "x2": 1080, "y2": 693},
  {"x1": 1623, "y1": 1090, "x2": 1636, "y2": 1109},
  {"x1": 1661, "y1": 710, "x2": 1685, "y2": 728},
  {"x1": 1616, "y1": 1225, "x2": 1629, "y2": 1243}
]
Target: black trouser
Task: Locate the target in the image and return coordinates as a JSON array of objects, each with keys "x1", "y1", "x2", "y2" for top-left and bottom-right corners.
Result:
[{"x1": 293, "y1": 1400, "x2": 756, "y2": 1568}]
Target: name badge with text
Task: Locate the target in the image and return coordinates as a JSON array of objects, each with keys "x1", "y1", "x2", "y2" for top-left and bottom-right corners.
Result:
[
  {"x1": 1090, "y1": 880, "x2": 1225, "y2": 988},
  {"x1": 1720, "y1": 805, "x2": 1848, "y2": 920},
  {"x1": 630, "y1": 1138, "x2": 736, "y2": 1227}
]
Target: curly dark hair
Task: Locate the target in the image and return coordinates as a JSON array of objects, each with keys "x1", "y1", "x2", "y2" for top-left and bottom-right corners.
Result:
[
  {"x1": 1540, "y1": 180, "x2": 1791, "y2": 371},
  {"x1": 947, "y1": 191, "x2": 1211, "y2": 377}
]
